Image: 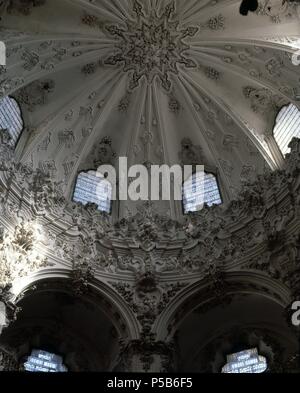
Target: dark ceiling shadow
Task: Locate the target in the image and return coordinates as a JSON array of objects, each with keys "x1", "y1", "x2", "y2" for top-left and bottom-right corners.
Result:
[{"x1": 240, "y1": 0, "x2": 259, "y2": 15}]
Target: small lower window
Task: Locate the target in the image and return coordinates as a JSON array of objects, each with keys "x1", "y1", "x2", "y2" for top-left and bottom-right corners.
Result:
[
  {"x1": 222, "y1": 348, "x2": 267, "y2": 374},
  {"x1": 24, "y1": 349, "x2": 67, "y2": 372}
]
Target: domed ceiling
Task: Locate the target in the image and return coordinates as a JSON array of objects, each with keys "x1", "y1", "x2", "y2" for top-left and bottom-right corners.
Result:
[{"x1": 0, "y1": 0, "x2": 300, "y2": 214}]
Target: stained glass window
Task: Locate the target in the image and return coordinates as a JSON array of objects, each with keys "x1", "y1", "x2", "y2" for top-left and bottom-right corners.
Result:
[
  {"x1": 0, "y1": 96, "x2": 23, "y2": 145},
  {"x1": 274, "y1": 103, "x2": 300, "y2": 156},
  {"x1": 222, "y1": 348, "x2": 267, "y2": 374},
  {"x1": 183, "y1": 172, "x2": 222, "y2": 213},
  {"x1": 73, "y1": 170, "x2": 112, "y2": 213},
  {"x1": 24, "y1": 350, "x2": 67, "y2": 373}
]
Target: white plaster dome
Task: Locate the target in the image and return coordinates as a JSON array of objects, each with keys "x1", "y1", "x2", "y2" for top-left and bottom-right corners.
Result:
[{"x1": 0, "y1": 0, "x2": 300, "y2": 219}]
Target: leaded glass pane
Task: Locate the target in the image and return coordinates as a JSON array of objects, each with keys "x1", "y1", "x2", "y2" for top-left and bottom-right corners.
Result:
[
  {"x1": 183, "y1": 172, "x2": 222, "y2": 213},
  {"x1": 274, "y1": 103, "x2": 300, "y2": 155},
  {"x1": 222, "y1": 348, "x2": 267, "y2": 374},
  {"x1": 24, "y1": 350, "x2": 67, "y2": 373},
  {"x1": 0, "y1": 96, "x2": 23, "y2": 144},
  {"x1": 73, "y1": 171, "x2": 112, "y2": 213}
]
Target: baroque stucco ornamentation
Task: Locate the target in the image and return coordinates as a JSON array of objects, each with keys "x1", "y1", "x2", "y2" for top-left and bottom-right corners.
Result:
[
  {"x1": 104, "y1": 0, "x2": 198, "y2": 92},
  {"x1": 0, "y1": 137, "x2": 299, "y2": 326},
  {"x1": 242, "y1": 86, "x2": 288, "y2": 114},
  {"x1": 110, "y1": 269, "x2": 186, "y2": 335},
  {"x1": 0, "y1": 221, "x2": 53, "y2": 288},
  {"x1": 114, "y1": 201, "x2": 180, "y2": 251},
  {"x1": 256, "y1": 0, "x2": 299, "y2": 23},
  {"x1": 0, "y1": 0, "x2": 46, "y2": 16},
  {"x1": 118, "y1": 336, "x2": 176, "y2": 372},
  {"x1": 0, "y1": 132, "x2": 299, "y2": 374},
  {"x1": 0, "y1": 346, "x2": 20, "y2": 371},
  {"x1": 0, "y1": 284, "x2": 21, "y2": 326},
  {"x1": 81, "y1": 12, "x2": 106, "y2": 30},
  {"x1": 0, "y1": 129, "x2": 14, "y2": 161},
  {"x1": 13, "y1": 79, "x2": 55, "y2": 112},
  {"x1": 111, "y1": 271, "x2": 186, "y2": 371},
  {"x1": 0, "y1": 1, "x2": 299, "y2": 372},
  {"x1": 71, "y1": 260, "x2": 95, "y2": 296},
  {"x1": 0, "y1": 137, "x2": 299, "y2": 279},
  {"x1": 178, "y1": 137, "x2": 205, "y2": 166}
]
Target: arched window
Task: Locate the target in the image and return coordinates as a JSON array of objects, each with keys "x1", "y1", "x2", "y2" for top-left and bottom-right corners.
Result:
[
  {"x1": 24, "y1": 349, "x2": 67, "y2": 372},
  {"x1": 273, "y1": 103, "x2": 300, "y2": 156},
  {"x1": 0, "y1": 96, "x2": 23, "y2": 145},
  {"x1": 183, "y1": 171, "x2": 222, "y2": 213},
  {"x1": 73, "y1": 170, "x2": 112, "y2": 213},
  {"x1": 222, "y1": 348, "x2": 267, "y2": 374}
]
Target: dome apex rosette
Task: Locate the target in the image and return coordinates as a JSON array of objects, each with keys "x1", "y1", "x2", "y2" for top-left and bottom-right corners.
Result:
[{"x1": 103, "y1": 0, "x2": 199, "y2": 91}]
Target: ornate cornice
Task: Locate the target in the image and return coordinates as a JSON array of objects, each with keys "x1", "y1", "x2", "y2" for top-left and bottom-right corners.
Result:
[
  {"x1": 0, "y1": 137, "x2": 299, "y2": 344},
  {"x1": 0, "y1": 138, "x2": 300, "y2": 273}
]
